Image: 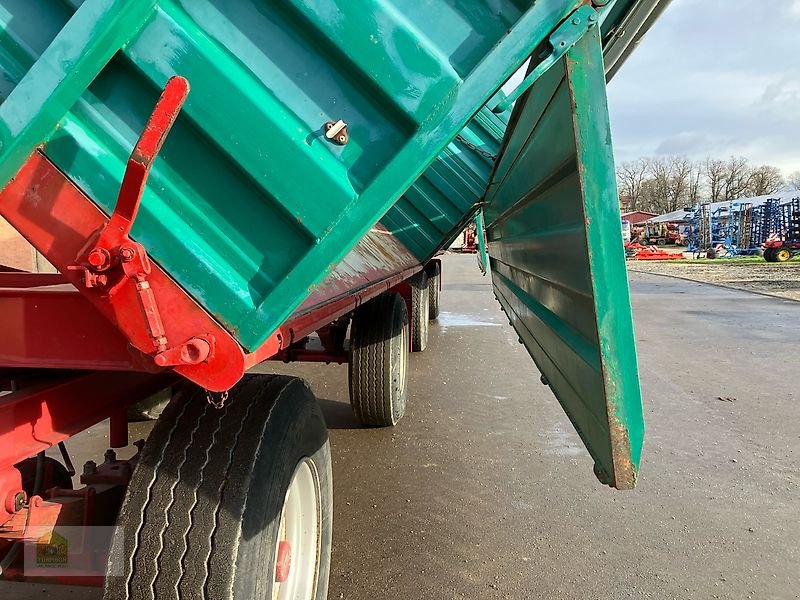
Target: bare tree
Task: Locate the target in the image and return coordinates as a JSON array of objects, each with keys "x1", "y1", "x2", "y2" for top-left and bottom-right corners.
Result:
[
  {"x1": 722, "y1": 156, "x2": 753, "y2": 200},
  {"x1": 647, "y1": 157, "x2": 672, "y2": 213},
  {"x1": 637, "y1": 178, "x2": 662, "y2": 213},
  {"x1": 621, "y1": 155, "x2": 787, "y2": 215},
  {"x1": 616, "y1": 159, "x2": 650, "y2": 211},
  {"x1": 687, "y1": 162, "x2": 704, "y2": 205},
  {"x1": 747, "y1": 165, "x2": 785, "y2": 196},
  {"x1": 665, "y1": 156, "x2": 694, "y2": 212},
  {"x1": 704, "y1": 158, "x2": 727, "y2": 202}
]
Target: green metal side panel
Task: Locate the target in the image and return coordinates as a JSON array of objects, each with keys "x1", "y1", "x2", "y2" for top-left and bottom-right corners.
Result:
[
  {"x1": 0, "y1": 0, "x2": 587, "y2": 351},
  {"x1": 482, "y1": 26, "x2": 644, "y2": 489},
  {"x1": 381, "y1": 105, "x2": 508, "y2": 262}
]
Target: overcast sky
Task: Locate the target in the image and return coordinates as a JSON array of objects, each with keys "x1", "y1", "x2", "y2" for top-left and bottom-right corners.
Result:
[{"x1": 607, "y1": 0, "x2": 800, "y2": 174}]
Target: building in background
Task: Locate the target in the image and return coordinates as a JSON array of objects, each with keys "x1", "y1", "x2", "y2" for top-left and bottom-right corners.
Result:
[{"x1": 621, "y1": 211, "x2": 658, "y2": 225}]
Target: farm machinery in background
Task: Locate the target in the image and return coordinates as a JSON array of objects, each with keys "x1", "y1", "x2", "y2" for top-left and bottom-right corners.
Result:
[
  {"x1": 462, "y1": 222, "x2": 478, "y2": 253},
  {"x1": 686, "y1": 198, "x2": 800, "y2": 260},
  {"x1": 624, "y1": 222, "x2": 685, "y2": 261},
  {"x1": 762, "y1": 199, "x2": 800, "y2": 262},
  {"x1": 638, "y1": 222, "x2": 680, "y2": 246}
]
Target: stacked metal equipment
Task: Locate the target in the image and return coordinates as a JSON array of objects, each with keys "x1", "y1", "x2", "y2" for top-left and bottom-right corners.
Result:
[
  {"x1": 691, "y1": 200, "x2": 782, "y2": 257},
  {"x1": 751, "y1": 198, "x2": 786, "y2": 245},
  {"x1": 782, "y1": 198, "x2": 800, "y2": 242}
]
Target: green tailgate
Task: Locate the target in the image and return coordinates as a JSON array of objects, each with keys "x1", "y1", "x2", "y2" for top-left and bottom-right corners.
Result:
[{"x1": 482, "y1": 19, "x2": 644, "y2": 489}]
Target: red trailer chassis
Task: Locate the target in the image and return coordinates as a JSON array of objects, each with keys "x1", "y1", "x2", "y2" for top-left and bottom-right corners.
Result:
[{"x1": 0, "y1": 78, "x2": 436, "y2": 583}]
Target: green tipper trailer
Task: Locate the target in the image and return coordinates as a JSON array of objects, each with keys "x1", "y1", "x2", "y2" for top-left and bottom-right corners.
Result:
[{"x1": 0, "y1": 1, "x2": 670, "y2": 596}]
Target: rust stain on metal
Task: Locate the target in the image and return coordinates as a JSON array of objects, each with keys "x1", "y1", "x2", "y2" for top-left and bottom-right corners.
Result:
[
  {"x1": 607, "y1": 413, "x2": 636, "y2": 490},
  {"x1": 295, "y1": 224, "x2": 419, "y2": 313}
]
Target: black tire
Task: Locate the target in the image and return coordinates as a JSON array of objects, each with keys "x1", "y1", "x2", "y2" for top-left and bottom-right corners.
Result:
[
  {"x1": 408, "y1": 271, "x2": 429, "y2": 352},
  {"x1": 348, "y1": 292, "x2": 409, "y2": 427},
  {"x1": 764, "y1": 248, "x2": 776, "y2": 262},
  {"x1": 105, "y1": 375, "x2": 332, "y2": 600},
  {"x1": 706, "y1": 249, "x2": 717, "y2": 259},
  {"x1": 775, "y1": 247, "x2": 792, "y2": 262},
  {"x1": 426, "y1": 262, "x2": 440, "y2": 320}
]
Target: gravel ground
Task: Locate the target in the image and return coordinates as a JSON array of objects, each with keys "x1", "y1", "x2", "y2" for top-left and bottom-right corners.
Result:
[
  {"x1": 4, "y1": 256, "x2": 800, "y2": 599},
  {"x1": 628, "y1": 259, "x2": 800, "y2": 301}
]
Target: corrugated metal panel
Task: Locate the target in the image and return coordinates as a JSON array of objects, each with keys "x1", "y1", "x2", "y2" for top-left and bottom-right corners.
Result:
[
  {"x1": 381, "y1": 105, "x2": 508, "y2": 262},
  {"x1": 0, "y1": 0, "x2": 585, "y2": 350},
  {"x1": 482, "y1": 25, "x2": 644, "y2": 489}
]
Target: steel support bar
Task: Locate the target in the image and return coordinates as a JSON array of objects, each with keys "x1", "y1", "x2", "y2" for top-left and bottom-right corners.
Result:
[
  {"x1": 0, "y1": 372, "x2": 172, "y2": 471},
  {"x1": 271, "y1": 349, "x2": 348, "y2": 364},
  {"x1": 492, "y1": 5, "x2": 598, "y2": 113},
  {"x1": 475, "y1": 210, "x2": 489, "y2": 275}
]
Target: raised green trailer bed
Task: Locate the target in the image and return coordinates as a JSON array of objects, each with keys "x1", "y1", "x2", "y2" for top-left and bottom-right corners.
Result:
[
  {"x1": 0, "y1": 0, "x2": 665, "y2": 485},
  {"x1": 0, "y1": 0, "x2": 675, "y2": 594},
  {"x1": 0, "y1": 0, "x2": 591, "y2": 350}
]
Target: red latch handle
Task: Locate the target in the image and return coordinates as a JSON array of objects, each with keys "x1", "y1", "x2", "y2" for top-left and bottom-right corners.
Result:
[
  {"x1": 70, "y1": 76, "x2": 193, "y2": 361},
  {"x1": 106, "y1": 76, "x2": 190, "y2": 246}
]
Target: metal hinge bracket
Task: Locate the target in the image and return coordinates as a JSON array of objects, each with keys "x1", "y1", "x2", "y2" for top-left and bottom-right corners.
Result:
[
  {"x1": 68, "y1": 76, "x2": 212, "y2": 367},
  {"x1": 492, "y1": 5, "x2": 599, "y2": 114}
]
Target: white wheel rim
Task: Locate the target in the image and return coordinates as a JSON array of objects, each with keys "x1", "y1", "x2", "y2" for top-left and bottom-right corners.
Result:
[
  {"x1": 395, "y1": 323, "x2": 408, "y2": 420},
  {"x1": 272, "y1": 458, "x2": 322, "y2": 600},
  {"x1": 402, "y1": 323, "x2": 408, "y2": 391}
]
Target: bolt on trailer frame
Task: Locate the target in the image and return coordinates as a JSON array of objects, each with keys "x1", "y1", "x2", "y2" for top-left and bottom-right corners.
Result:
[{"x1": 0, "y1": 0, "x2": 667, "y2": 592}]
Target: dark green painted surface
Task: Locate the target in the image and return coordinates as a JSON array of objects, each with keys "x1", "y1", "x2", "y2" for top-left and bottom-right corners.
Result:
[
  {"x1": 482, "y1": 25, "x2": 644, "y2": 489},
  {"x1": 0, "y1": 0, "x2": 585, "y2": 350},
  {"x1": 381, "y1": 105, "x2": 508, "y2": 262},
  {"x1": 0, "y1": 0, "x2": 155, "y2": 187}
]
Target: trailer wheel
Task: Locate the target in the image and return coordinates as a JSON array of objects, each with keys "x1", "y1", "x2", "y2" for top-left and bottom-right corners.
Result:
[
  {"x1": 427, "y1": 262, "x2": 441, "y2": 320},
  {"x1": 408, "y1": 271, "x2": 429, "y2": 352},
  {"x1": 775, "y1": 247, "x2": 792, "y2": 262},
  {"x1": 348, "y1": 292, "x2": 409, "y2": 427},
  {"x1": 105, "y1": 375, "x2": 332, "y2": 600}
]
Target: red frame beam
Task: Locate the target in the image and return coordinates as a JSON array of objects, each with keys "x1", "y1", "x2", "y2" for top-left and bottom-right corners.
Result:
[
  {"x1": 0, "y1": 278, "x2": 148, "y2": 371},
  {"x1": 249, "y1": 265, "x2": 421, "y2": 368},
  {"x1": 0, "y1": 372, "x2": 173, "y2": 469},
  {"x1": 0, "y1": 371, "x2": 173, "y2": 524}
]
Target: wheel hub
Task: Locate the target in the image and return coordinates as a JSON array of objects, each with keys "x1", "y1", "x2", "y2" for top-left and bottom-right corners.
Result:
[
  {"x1": 272, "y1": 458, "x2": 321, "y2": 600},
  {"x1": 275, "y1": 541, "x2": 292, "y2": 582}
]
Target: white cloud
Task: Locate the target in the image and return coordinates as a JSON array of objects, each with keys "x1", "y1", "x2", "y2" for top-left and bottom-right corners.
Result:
[{"x1": 608, "y1": 0, "x2": 800, "y2": 173}]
